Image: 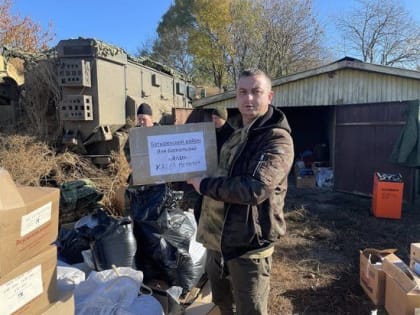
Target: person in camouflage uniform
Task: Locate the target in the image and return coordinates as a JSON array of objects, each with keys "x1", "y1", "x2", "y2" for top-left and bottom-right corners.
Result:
[{"x1": 188, "y1": 69, "x2": 294, "y2": 315}]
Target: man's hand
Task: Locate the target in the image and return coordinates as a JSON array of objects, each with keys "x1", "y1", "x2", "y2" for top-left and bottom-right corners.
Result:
[{"x1": 187, "y1": 176, "x2": 206, "y2": 194}]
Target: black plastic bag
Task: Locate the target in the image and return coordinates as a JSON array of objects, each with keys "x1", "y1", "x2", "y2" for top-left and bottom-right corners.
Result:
[
  {"x1": 57, "y1": 227, "x2": 90, "y2": 264},
  {"x1": 76, "y1": 210, "x2": 137, "y2": 271},
  {"x1": 127, "y1": 184, "x2": 201, "y2": 292}
]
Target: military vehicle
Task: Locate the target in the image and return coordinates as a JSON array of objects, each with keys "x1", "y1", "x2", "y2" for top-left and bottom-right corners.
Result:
[{"x1": 55, "y1": 38, "x2": 196, "y2": 163}]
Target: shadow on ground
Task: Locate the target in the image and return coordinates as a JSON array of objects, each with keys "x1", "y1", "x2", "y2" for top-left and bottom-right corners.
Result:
[{"x1": 268, "y1": 184, "x2": 419, "y2": 315}]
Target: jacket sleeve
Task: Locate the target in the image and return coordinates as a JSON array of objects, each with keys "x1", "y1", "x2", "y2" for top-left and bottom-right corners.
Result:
[{"x1": 199, "y1": 128, "x2": 294, "y2": 205}]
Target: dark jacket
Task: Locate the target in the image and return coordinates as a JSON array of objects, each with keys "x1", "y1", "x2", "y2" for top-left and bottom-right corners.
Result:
[
  {"x1": 199, "y1": 105, "x2": 294, "y2": 261},
  {"x1": 215, "y1": 122, "x2": 235, "y2": 158}
]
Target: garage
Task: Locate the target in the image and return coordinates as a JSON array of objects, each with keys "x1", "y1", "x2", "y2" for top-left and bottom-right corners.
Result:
[{"x1": 192, "y1": 57, "x2": 420, "y2": 204}]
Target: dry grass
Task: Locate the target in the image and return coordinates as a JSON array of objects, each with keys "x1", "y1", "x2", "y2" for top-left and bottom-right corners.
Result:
[
  {"x1": 0, "y1": 133, "x2": 55, "y2": 186},
  {"x1": 0, "y1": 56, "x2": 132, "y2": 217},
  {"x1": 267, "y1": 186, "x2": 420, "y2": 315},
  {"x1": 0, "y1": 133, "x2": 130, "y2": 215},
  {"x1": 17, "y1": 58, "x2": 62, "y2": 143}
]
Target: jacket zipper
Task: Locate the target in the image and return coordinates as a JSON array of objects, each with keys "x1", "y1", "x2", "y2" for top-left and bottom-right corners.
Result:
[{"x1": 252, "y1": 153, "x2": 266, "y2": 177}]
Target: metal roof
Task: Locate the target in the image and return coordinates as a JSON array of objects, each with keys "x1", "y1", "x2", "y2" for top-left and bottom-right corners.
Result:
[{"x1": 192, "y1": 57, "x2": 420, "y2": 108}]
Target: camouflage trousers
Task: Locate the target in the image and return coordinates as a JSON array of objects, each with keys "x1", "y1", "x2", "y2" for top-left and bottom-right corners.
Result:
[{"x1": 206, "y1": 250, "x2": 272, "y2": 315}]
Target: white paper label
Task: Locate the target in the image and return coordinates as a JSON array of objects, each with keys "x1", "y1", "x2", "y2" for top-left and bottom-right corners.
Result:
[
  {"x1": 0, "y1": 265, "x2": 43, "y2": 315},
  {"x1": 20, "y1": 202, "x2": 52, "y2": 237},
  {"x1": 147, "y1": 131, "x2": 207, "y2": 176}
]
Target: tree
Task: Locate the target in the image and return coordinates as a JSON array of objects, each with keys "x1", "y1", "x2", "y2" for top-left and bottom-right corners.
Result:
[
  {"x1": 225, "y1": 0, "x2": 264, "y2": 85},
  {"x1": 189, "y1": 0, "x2": 235, "y2": 90},
  {"x1": 143, "y1": 0, "x2": 196, "y2": 80},
  {"x1": 336, "y1": 0, "x2": 420, "y2": 67},
  {"x1": 257, "y1": 0, "x2": 325, "y2": 78},
  {"x1": 151, "y1": 0, "x2": 325, "y2": 89},
  {"x1": 0, "y1": 0, "x2": 55, "y2": 52},
  {"x1": 190, "y1": 0, "x2": 324, "y2": 87}
]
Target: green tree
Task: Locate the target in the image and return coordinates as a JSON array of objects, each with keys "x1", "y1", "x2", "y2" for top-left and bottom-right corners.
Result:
[
  {"x1": 150, "y1": 0, "x2": 325, "y2": 89},
  {"x1": 189, "y1": 0, "x2": 235, "y2": 90},
  {"x1": 142, "y1": 0, "x2": 195, "y2": 79}
]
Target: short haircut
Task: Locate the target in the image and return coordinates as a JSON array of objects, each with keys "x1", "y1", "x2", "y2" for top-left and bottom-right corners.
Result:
[{"x1": 239, "y1": 68, "x2": 272, "y2": 88}]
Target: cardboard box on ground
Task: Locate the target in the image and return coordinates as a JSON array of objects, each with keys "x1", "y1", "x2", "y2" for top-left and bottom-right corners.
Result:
[
  {"x1": 129, "y1": 122, "x2": 218, "y2": 185},
  {"x1": 0, "y1": 246, "x2": 58, "y2": 315},
  {"x1": 184, "y1": 279, "x2": 221, "y2": 315},
  {"x1": 382, "y1": 253, "x2": 420, "y2": 315},
  {"x1": 40, "y1": 291, "x2": 75, "y2": 315},
  {"x1": 0, "y1": 168, "x2": 75, "y2": 315},
  {"x1": 294, "y1": 162, "x2": 316, "y2": 188},
  {"x1": 0, "y1": 168, "x2": 59, "y2": 276},
  {"x1": 359, "y1": 248, "x2": 396, "y2": 305}
]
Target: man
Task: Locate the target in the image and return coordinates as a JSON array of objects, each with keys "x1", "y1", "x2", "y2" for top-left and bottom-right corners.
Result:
[
  {"x1": 212, "y1": 107, "x2": 234, "y2": 158},
  {"x1": 124, "y1": 102, "x2": 155, "y2": 164},
  {"x1": 188, "y1": 69, "x2": 294, "y2": 315},
  {"x1": 191, "y1": 107, "x2": 235, "y2": 223},
  {"x1": 136, "y1": 102, "x2": 154, "y2": 127}
]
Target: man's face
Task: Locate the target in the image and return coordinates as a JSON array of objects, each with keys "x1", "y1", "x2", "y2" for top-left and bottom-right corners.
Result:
[
  {"x1": 237, "y1": 74, "x2": 273, "y2": 124},
  {"x1": 137, "y1": 114, "x2": 153, "y2": 127},
  {"x1": 212, "y1": 114, "x2": 225, "y2": 128}
]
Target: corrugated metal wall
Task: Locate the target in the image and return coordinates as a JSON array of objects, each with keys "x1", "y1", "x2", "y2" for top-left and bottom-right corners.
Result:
[
  {"x1": 274, "y1": 69, "x2": 420, "y2": 107},
  {"x1": 196, "y1": 67, "x2": 420, "y2": 110}
]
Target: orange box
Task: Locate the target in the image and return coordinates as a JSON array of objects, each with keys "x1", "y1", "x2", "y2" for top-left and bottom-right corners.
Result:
[{"x1": 372, "y1": 173, "x2": 403, "y2": 219}]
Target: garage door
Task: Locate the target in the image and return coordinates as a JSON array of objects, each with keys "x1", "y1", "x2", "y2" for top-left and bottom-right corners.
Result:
[{"x1": 334, "y1": 101, "x2": 415, "y2": 202}]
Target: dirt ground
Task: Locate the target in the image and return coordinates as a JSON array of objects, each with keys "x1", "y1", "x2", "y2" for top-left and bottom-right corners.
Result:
[{"x1": 268, "y1": 183, "x2": 419, "y2": 315}]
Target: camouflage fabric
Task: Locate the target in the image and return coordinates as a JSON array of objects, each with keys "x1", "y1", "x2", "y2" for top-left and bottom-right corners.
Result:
[{"x1": 59, "y1": 179, "x2": 103, "y2": 222}]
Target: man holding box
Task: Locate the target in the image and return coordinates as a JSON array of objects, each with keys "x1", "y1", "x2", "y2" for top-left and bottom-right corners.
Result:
[{"x1": 188, "y1": 69, "x2": 294, "y2": 315}]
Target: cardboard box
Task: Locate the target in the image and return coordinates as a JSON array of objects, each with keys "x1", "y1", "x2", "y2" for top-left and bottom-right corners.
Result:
[
  {"x1": 296, "y1": 175, "x2": 316, "y2": 188},
  {"x1": 185, "y1": 280, "x2": 220, "y2": 315},
  {"x1": 294, "y1": 163, "x2": 316, "y2": 188},
  {"x1": 410, "y1": 243, "x2": 420, "y2": 272},
  {"x1": 40, "y1": 292, "x2": 75, "y2": 315},
  {"x1": 383, "y1": 253, "x2": 420, "y2": 315},
  {"x1": 359, "y1": 248, "x2": 395, "y2": 305},
  {"x1": 0, "y1": 246, "x2": 57, "y2": 315},
  {"x1": 0, "y1": 169, "x2": 59, "y2": 276},
  {"x1": 129, "y1": 122, "x2": 218, "y2": 186},
  {"x1": 294, "y1": 163, "x2": 313, "y2": 177},
  {"x1": 113, "y1": 185, "x2": 128, "y2": 215}
]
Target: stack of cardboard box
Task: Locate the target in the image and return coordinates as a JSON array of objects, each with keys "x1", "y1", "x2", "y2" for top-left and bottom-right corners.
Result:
[
  {"x1": 360, "y1": 244, "x2": 420, "y2": 315},
  {"x1": 0, "y1": 169, "x2": 74, "y2": 314}
]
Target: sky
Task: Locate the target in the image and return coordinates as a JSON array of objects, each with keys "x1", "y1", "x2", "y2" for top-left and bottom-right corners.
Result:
[
  {"x1": 10, "y1": 0, "x2": 420, "y2": 58},
  {"x1": 11, "y1": 0, "x2": 173, "y2": 55}
]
